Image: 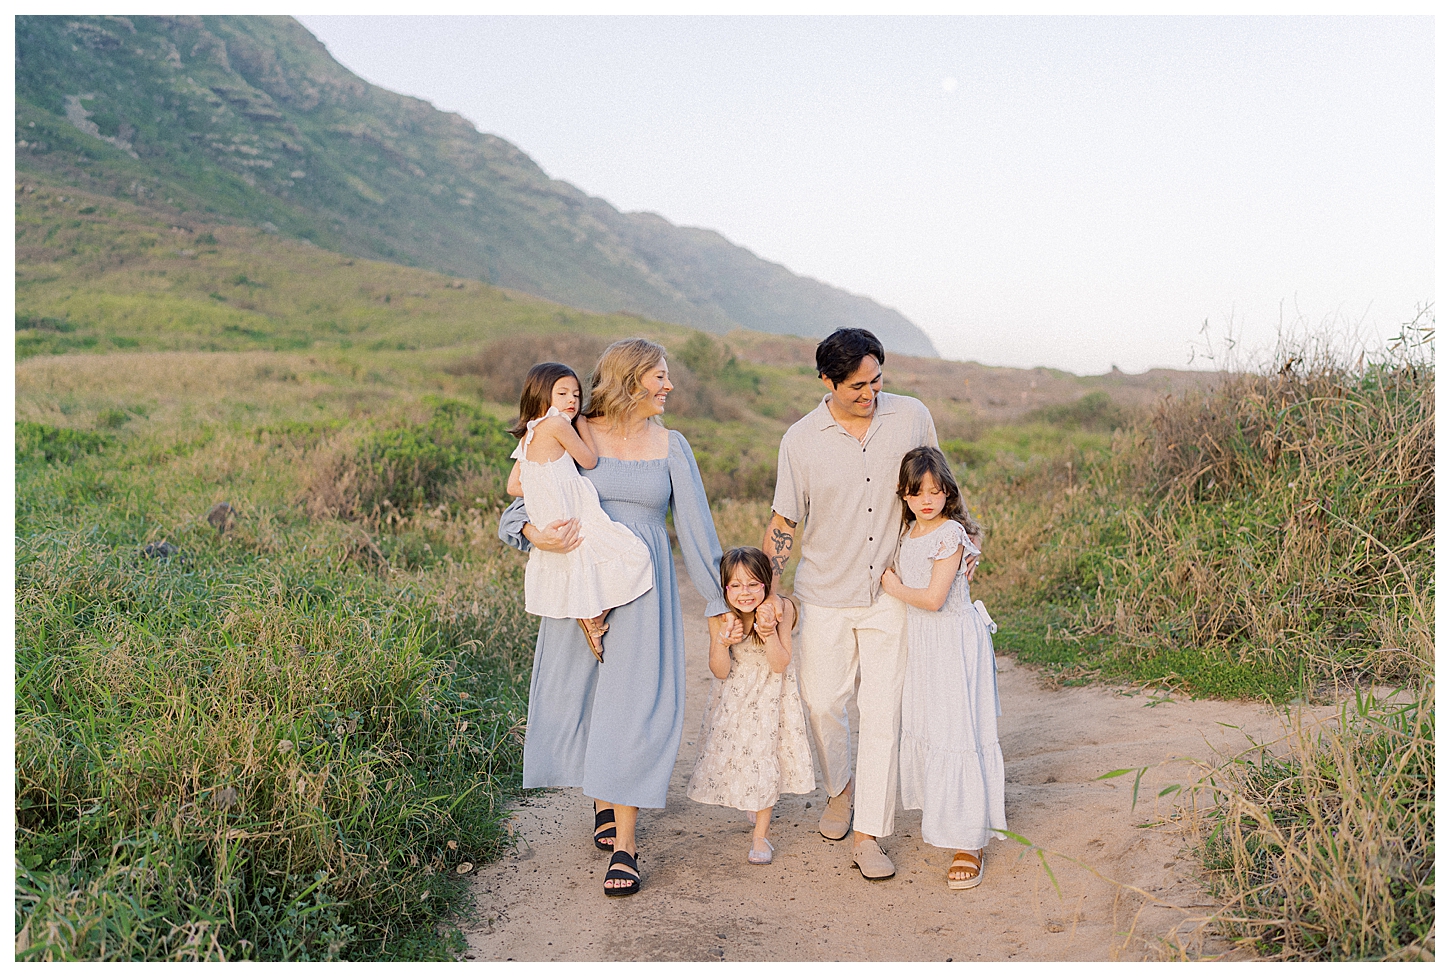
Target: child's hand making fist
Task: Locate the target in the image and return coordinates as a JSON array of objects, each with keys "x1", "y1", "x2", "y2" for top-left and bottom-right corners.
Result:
[
  {"x1": 716, "y1": 615, "x2": 746, "y2": 648},
  {"x1": 754, "y1": 599, "x2": 779, "y2": 640}
]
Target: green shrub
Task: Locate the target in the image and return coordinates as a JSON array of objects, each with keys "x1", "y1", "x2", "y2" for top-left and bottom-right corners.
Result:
[
  {"x1": 355, "y1": 398, "x2": 514, "y2": 514},
  {"x1": 16, "y1": 333, "x2": 101, "y2": 359},
  {"x1": 16, "y1": 422, "x2": 114, "y2": 464},
  {"x1": 941, "y1": 437, "x2": 987, "y2": 467},
  {"x1": 17, "y1": 313, "x2": 75, "y2": 333},
  {"x1": 97, "y1": 407, "x2": 130, "y2": 428},
  {"x1": 1028, "y1": 390, "x2": 1129, "y2": 430}
]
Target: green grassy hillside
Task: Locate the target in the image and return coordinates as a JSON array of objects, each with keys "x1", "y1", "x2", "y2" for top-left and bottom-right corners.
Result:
[
  {"x1": 15, "y1": 14, "x2": 938, "y2": 355},
  {"x1": 18, "y1": 177, "x2": 1217, "y2": 507}
]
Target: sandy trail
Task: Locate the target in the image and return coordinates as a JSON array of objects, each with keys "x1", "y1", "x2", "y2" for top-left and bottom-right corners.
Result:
[{"x1": 463, "y1": 563, "x2": 1287, "y2": 961}]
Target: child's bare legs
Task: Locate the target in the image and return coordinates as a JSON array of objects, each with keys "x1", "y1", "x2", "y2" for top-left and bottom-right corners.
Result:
[{"x1": 748, "y1": 807, "x2": 775, "y2": 864}]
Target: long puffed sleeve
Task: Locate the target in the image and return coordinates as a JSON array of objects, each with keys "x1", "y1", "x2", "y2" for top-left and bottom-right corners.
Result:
[
  {"x1": 667, "y1": 430, "x2": 728, "y2": 618},
  {"x1": 497, "y1": 497, "x2": 532, "y2": 553}
]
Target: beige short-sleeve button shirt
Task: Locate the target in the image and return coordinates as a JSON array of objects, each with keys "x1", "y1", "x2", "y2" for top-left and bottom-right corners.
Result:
[{"x1": 772, "y1": 391, "x2": 938, "y2": 608}]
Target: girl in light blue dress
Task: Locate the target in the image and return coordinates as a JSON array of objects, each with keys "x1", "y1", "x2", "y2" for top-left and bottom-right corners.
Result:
[{"x1": 879, "y1": 446, "x2": 1005, "y2": 891}]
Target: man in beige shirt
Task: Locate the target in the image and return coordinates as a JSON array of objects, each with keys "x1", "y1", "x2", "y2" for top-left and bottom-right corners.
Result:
[{"x1": 765, "y1": 328, "x2": 969, "y2": 881}]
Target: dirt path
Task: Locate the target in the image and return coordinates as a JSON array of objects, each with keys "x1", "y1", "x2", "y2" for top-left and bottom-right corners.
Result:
[{"x1": 463, "y1": 565, "x2": 1288, "y2": 961}]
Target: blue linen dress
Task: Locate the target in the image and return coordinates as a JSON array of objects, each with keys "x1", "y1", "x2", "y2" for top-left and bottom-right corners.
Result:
[{"x1": 498, "y1": 429, "x2": 727, "y2": 809}]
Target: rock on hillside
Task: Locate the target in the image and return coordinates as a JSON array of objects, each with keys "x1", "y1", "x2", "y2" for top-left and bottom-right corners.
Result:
[{"x1": 15, "y1": 14, "x2": 939, "y2": 357}]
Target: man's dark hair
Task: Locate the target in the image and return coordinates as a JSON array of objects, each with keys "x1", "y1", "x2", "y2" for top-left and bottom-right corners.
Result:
[{"x1": 815, "y1": 328, "x2": 886, "y2": 385}]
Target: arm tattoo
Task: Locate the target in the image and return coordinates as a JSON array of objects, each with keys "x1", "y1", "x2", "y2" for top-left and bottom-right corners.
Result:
[{"x1": 768, "y1": 526, "x2": 794, "y2": 574}]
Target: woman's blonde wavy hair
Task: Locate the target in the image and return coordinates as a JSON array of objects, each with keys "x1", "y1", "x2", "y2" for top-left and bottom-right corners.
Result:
[{"x1": 583, "y1": 338, "x2": 668, "y2": 425}]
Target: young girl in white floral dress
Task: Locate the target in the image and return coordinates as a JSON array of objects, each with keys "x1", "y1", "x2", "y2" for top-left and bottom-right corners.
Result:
[
  {"x1": 505, "y1": 362, "x2": 653, "y2": 661},
  {"x1": 688, "y1": 547, "x2": 815, "y2": 865},
  {"x1": 880, "y1": 446, "x2": 1006, "y2": 890}
]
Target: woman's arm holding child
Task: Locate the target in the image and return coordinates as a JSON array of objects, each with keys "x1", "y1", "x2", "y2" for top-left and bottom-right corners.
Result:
[
  {"x1": 539, "y1": 415, "x2": 599, "y2": 469},
  {"x1": 506, "y1": 460, "x2": 523, "y2": 497},
  {"x1": 881, "y1": 546, "x2": 964, "y2": 612},
  {"x1": 755, "y1": 596, "x2": 795, "y2": 674}
]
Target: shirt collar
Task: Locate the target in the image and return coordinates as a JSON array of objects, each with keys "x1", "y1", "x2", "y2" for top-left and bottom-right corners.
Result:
[{"x1": 814, "y1": 391, "x2": 896, "y2": 431}]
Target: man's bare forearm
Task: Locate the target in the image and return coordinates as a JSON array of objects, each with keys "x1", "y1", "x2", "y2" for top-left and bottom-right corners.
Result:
[{"x1": 763, "y1": 513, "x2": 797, "y2": 584}]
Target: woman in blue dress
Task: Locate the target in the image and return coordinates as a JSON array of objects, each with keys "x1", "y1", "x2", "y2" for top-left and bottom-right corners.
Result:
[{"x1": 498, "y1": 337, "x2": 728, "y2": 896}]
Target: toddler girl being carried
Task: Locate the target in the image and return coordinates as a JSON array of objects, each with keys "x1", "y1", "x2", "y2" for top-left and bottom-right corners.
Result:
[{"x1": 505, "y1": 362, "x2": 652, "y2": 660}]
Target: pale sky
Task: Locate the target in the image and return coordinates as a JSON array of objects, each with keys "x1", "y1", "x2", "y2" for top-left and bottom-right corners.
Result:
[{"x1": 297, "y1": 15, "x2": 1434, "y2": 374}]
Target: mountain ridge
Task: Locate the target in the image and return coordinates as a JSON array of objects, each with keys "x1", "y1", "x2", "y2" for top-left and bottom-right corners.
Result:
[{"x1": 15, "y1": 14, "x2": 939, "y2": 356}]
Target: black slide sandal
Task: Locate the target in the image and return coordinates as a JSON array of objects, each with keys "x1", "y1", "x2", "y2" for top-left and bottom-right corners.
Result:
[
  {"x1": 603, "y1": 850, "x2": 640, "y2": 896},
  {"x1": 593, "y1": 808, "x2": 616, "y2": 851}
]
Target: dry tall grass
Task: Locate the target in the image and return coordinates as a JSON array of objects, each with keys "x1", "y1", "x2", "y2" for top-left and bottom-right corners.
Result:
[
  {"x1": 1180, "y1": 683, "x2": 1435, "y2": 960},
  {"x1": 971, "y1": 324, "x2": 1434, "y2": 694}
]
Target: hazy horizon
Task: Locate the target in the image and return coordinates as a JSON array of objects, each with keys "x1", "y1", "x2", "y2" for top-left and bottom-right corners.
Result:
[{"x1": 298, "y1": 15, "x2": 1434, "y2": 375}]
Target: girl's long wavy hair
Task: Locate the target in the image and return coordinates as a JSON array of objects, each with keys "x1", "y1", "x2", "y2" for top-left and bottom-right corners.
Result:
[
  {"x1": 897, "y1": 446, "x2": 982, "y2": 537},
  {"x1": 583, "y1": 338, "x2": 668, "y2": 426},
  {"x1": 507, "y1": 362, "x2": 579, "y2": 439}
]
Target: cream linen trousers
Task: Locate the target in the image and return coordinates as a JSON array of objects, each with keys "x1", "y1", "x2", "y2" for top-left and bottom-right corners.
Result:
[{"x1": 796, "y1": 593, "x2": 909, "y2": 838}]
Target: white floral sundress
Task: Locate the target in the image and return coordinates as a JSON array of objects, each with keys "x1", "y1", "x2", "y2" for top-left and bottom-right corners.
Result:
[{"x1": 688, "y1": 624, "x2": 816, "y2": 812}]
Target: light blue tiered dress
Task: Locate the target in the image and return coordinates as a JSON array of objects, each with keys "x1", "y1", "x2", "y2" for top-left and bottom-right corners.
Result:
[
  {"x1": 498, "y1": 429, "x2": 727, "y2": 809},
  {"x1": 896, "y1": 520, "x2": 1007, "y2": 851}
]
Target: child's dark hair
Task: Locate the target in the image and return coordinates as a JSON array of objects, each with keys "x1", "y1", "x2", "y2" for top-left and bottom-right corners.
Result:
[
  {"x1": 897, "y1": 446, "x2": 982, "y2": 538},
  {"x1": 815, "y1": 328, "x2": 885, "y2": 385},
  {"x1": 508, "y1": 362, "x2": 580, "y2": 439}
]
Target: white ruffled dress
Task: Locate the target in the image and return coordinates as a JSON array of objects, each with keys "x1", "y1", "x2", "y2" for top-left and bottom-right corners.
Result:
[
  {"x1": 896, "y1": 520, "x2": 1007, "y2": 851},
  {"x1": 512, "y1": 407, "x2": 653, "y2": 620}
]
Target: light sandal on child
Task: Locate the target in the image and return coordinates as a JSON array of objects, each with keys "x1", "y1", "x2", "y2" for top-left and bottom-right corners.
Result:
[
  {"x1": 748, "y1": 836, "x2": 774, "y2": 865},
  {"x1": 576, "y1": 618, "x2": 608, "y2": 663},
  {"x1": 948, "y1": 850, "x2": 984, "y2": 890}
]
